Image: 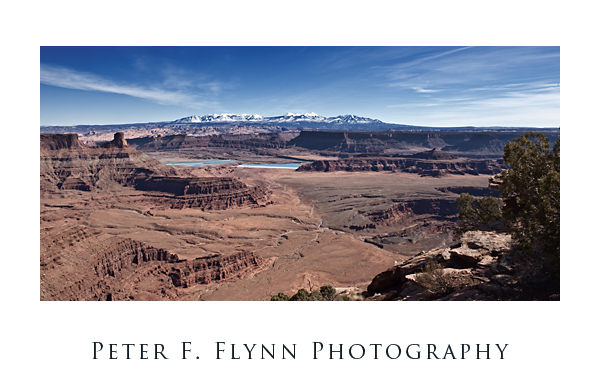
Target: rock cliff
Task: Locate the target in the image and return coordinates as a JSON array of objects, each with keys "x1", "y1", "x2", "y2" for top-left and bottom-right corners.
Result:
[
  {"x1": 40, "y1": 225, "x2": 268, "y2": 301},
  {"x1": 41, "y1": 132, "x2": 176, "y2": 191},
  {"x1": 297, "y1": 154, "x2": 504, "y2": 177},
  {"x1": 40, "y1": 133, "x2": 269, "y2": 210},
  {"x1": 287, "y1": 130, "x2": 559, "y2": 157},
  {"x1": 368, "y1": 199, "x2": 458, "y2": 226},
  {"x1": 128, "y1": 133, "x2": 289, "y2": 151},
  {"x1": 364, "y1": 228, "x2": 549, "y2": 300}
]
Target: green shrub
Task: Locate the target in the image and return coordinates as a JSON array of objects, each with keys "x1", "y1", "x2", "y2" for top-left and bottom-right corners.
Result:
[
  {"x1": 320, "y1": 285, "x2": 338, "y2": 301},
  {"x1": 455, "y1": 193, "x2": 502, "y2": 233},
  {"x1": 290, "y1": 288, "x2": 311, "y2": 301},
  {"x1": 413, "y1": 262, "x2": 453, "y2": 295},
  {"x1": 270, "y1": 292, "x2": 290, "y2": 301},
  {"x1": 271, "y1": 285, "x2": 345, "y2": 301}
]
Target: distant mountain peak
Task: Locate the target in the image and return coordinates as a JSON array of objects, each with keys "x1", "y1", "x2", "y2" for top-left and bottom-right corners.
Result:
[{"x1": 172, "y1": 113, "x2": 384, "y2": 127}]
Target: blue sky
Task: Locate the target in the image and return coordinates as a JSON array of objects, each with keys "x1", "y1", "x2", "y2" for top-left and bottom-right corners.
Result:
[{"x1": 40, "y1": 46, "x2": 559, "y2": 127}]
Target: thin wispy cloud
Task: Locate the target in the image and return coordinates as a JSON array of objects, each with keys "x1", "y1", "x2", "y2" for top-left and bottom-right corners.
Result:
[
  {"x1": 471, "y1": 88, "x2": 559, "y2": 110},
  {"x1": 412, "y1": 87, "x2": 440, "y2": 93},
  {"x1": 387, "y1": 80, "x2": 559, "y2": 126},
  {"x1": 387, "y1": 102, "x2": 441, "y2": 108},
  {"x1": 381, "y1": 48, "x2": 559, "y2": 95},
  {"x1": 469, "y1": 82, "x2": 560, "y2": 93},
  {"x1": 380, "y1": 47, "x2": 471, "y2": 80},
  {"x1": 40, "y1": 64, "x2": 221, "y2": 109},
  {"x1": 408, "y1": 46, "x2": 473, "y2": 67}
]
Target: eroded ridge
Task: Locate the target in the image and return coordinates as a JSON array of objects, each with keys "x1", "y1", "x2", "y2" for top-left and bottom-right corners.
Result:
[
  {"x1": 40, "y1": 225, "x2": 268, "y2": 301},
  {"x1": 40, "y1": 133, "x2": 269, "y2": 210},
  {"x1": 297, "y1": 154, "x2": 504, "y2": 177},
  {"x1": 40, "y1": 133, "x2": 176, "y2": 191}
]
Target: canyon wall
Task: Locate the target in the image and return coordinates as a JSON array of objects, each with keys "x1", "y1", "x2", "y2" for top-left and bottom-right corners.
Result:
[
  {"x1": 297, "y1": 155, "x2": 504, "y2": 177},
  {"x1": 40, "y1": 133, "x2": 269, "y2": 210},
  {"x1": 128, "y1": 133, "x2": 289, "y2": 151},
  {"x1": 40, "y1": 225, "x2": 268, "y2": 301},
  {"x1": 368, "y1": 199, "x2": 459, "y2": 226},
  {"x1": 40, "y1": 133, "x2": 176, "y2": 191}
]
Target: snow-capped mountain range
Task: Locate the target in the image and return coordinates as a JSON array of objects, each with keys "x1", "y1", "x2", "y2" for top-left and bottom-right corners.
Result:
[
  {"x1": 40, "y1": 112, "x2": 560, "y2": 136},
  {"x1": 173, "y1": 113, "x2": 386, "y2": 126}
]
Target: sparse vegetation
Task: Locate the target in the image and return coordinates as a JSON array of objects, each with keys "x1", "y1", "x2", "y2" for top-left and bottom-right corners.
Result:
[
  {"x1": 271, "y1": 285, "x2": 349, "y2": 301},
  {"x1": 412, "y1": 262, "x2": 453, "y2": 295},
  {"x1": 455, "y1": 193, "x2": 503, "y2": 233},
  {"x1": 270, "y1": 292, "x2": 290, "y2": 301}
]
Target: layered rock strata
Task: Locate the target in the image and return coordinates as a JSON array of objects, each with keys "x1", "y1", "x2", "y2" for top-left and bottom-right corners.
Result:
[
  {"x1": 297, "y1": 155, "x2": 503, "y2": 177},
  {"x1": 287, "y1": 130, "x2": 560, "y2": 157},
  {"x1": 40, "y1": 225, "x2": 268, "y2": 301},
  {"x1": 128, "y1": 133, "x2": 289, "y2": 151},
  {"x1": 40, "y1": 133, "x2": 269, "y2": 209},
  {"x1": 368, "y1": 199, "x2": 458, "y2": 226},
  {"x1": 134, "y1": 176, "x2": 269, "y2": 210},
  {"x1": 40, "y1": 133, "x2": 176, "y2": 191}
]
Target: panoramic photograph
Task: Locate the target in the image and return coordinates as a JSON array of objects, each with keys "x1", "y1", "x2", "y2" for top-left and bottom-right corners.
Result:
[{"x1": 39, "y1": 46, "x2": 560, "y2": 301}]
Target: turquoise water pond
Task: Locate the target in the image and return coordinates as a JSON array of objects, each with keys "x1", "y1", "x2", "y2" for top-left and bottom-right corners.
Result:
[
  {"x1": 165, "y1": 160, "x2": 236, "y2": 167},
  {"x1": 237, "y1": 163, "x2": 301, "y2": 169},
  {"x1": 164, "y1": 160, "x2": 301, "y2": 169}
]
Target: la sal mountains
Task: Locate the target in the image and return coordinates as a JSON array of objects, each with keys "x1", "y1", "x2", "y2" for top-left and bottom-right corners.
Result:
[
  {"x1": 40, "y1": 112, "x2": 559, "y2": 135},
  {"x1": 173, "y1": 112, "x2": 386, "y2": 127}
]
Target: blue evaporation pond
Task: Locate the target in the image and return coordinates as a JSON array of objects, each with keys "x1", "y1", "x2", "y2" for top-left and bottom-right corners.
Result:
[
  {"x1": 165, "y1": 160, "x2": 236, "y2": 167},
  {"x1": 237, "y1": 163, "x2": 301, "y2": 169}
]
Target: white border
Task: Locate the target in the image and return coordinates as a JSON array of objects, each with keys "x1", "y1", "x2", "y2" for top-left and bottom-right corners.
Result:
[{"x1": 3, "y1": 1, "x2": 595, "y2": 389}]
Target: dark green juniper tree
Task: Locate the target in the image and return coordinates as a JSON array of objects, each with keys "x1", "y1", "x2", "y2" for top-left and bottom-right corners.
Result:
[{"x1": 498, "y1": 132, "x2": 560, "y2": 272}]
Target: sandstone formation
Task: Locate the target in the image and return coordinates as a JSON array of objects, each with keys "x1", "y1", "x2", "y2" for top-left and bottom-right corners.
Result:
[
  {"x1": 364, "y1": 229, "x2": 538, "y2": 300},
  {"x1": 407, "y1": 148, "x2": 458, "y2": 160},
  {"x1": 40, "y1": 133, "x2": 274, "y2": 301},
  {"x1": 287, "y1": 130, "x2": 559, "y2": 158},
  {"x1": 368, "y1": 199, "x2": 458, "y2": 226},
  {"x1": 134, "y1": 176, "x2": 269, "y2": 210},
  {"x1": 296, "y1": 153, "x2": 504, "y2": 177},
  {"x1": 41, "y1": 132, "x2": 176, "y2": 192},
  {"x1": 357, "y1": 199, "x2": 458, "y2": 254},
  {"x1": 128, "y1": 133, "x2": 290, "y2": 151},
  {"x1": 288, "y1": 130, "x2": 462, "y2": 152},
  {"x1": 40, "y1": 133, "x2": 269, "y2": 210},
  {"x1": 441, "y1": 133, "x2": 506, "y2": 156},
  {"x1": 40, "y1": 225, "x2": 268, "y2": 301}
]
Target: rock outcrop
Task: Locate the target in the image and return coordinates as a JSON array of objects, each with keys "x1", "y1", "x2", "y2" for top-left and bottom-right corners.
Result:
[
  {"x1": 128, "y1": 133, "x2": 290, "y2": 151},
  {"x1": 287, "y1": 130, "x2": 559, "y2": 158},
  {"x1": 365, "y1": 229, "x2": 529, "y2": 300},
  {"x1": 40, "y1": 133, "x2": 269, "y2": 210},
  {"x1": 134, "y1": 176, "x2": 269, "y2": 210},
  {"x1": 297, "y1": 156, "x2": 504, "y2": 177},
  {"x1": 368, "y1": 199, "x2": 458, "y2": 226},
  {"x1": 40, "y1": 133, "x2": 85, "y2": 150},
  {"x1": 40, "y1": 225, "x2": 269, "y2": 301},
  {"x1": 407, "y1": 148, "x2": 458, "y2": 160},
  {"x1": 41, "y1": 133, "x2": 176, "y2": 191},
  {"x1": 100, "y1": 131, "x2": 129, "y2": 148},
  {"x1": 441, "y1": 133, "x2": 506, "y2": 156}
]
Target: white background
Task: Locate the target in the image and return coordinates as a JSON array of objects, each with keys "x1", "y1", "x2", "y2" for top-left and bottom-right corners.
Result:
[{"x1": 2, "y1": 1, "x2": 595, "y2": 389}]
